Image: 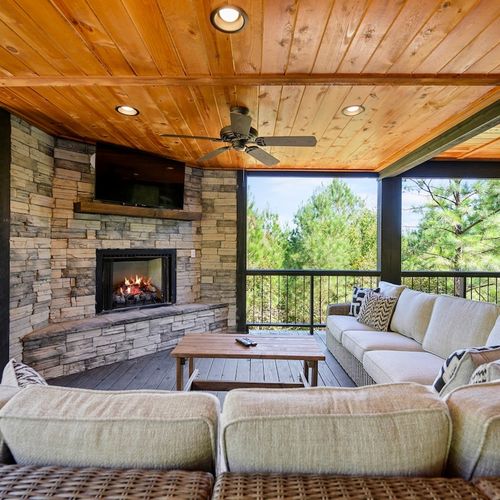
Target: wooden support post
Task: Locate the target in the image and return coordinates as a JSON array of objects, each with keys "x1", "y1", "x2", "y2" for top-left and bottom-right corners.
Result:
[
  {"x1": 378, "y1": 177, "x2": 402, "y2": 285},
  {"x1": 0, "y1": 109, "x2": 10, "y2": 370}
]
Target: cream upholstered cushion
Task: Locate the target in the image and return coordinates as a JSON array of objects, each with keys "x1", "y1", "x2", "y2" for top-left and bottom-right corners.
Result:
[
  {"x1": 221, "y1": 384, "x2": 450, "y2": 476},
  {"x1": 342, "y1": 330, "x2": 423, "y2": 361},
  {"x1": 0, "y1": 385, "x2": 219, "y2": 472},
  {"x1": 487, "y1": 316, "x2": 500, "y2": 346},
  {"x1": 0, "y1": 385, "x2": 19, "y2": 465},
  {"x1": 378, "y1": 281, "x2": 406, "y2": 299},
  {"x1": 326, "y1": 314, "x2": 375, "y2": 343},
  {"x1": 446, "y1": 381, "x2": 500, "y2": 479},
  {"x1": 422, "y1": 296, "x2": 499, "y2": 359},
  {"x1": 390, "y1": 289, "x2": 437, "y2": 342},
  {"x1": 363, "y1": 350, "x2": 444, "y2": 385}
]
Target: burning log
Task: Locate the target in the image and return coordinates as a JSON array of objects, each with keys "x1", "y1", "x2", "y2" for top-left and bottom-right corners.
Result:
[{"x1": 112, "y1": 274, "x2": 161, "y2": 308}]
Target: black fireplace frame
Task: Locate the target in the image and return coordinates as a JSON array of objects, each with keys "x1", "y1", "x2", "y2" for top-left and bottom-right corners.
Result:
[{"x1": 96, "y1": 249, "x2": 176, "y2": 313}]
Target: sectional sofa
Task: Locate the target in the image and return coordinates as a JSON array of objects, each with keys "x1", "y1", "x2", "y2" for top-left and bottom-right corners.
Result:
[
  {"x1": 0, "y1": 381, "x2": 499, "y2": 499},
  {"x1": 325, "y1": 282, "x2": 500, "y2": 387}
]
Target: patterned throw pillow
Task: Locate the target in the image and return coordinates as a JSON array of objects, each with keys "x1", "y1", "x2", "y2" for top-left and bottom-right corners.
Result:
[
  {"x1": 1, "y1": 359, "x2": 47, "y2": 388},
  {"x1": 470, "y1": 360, "x2": 500, "y2": 385},
  {"x1": 433, "y1": 345, "x2": 500, "y2": 397},
  {"x1": 356, "y1": 291, "x2": 397, "y2": 331},
  {"x1": 349, "y1": 286, "x2": 380, "y2": 317}
]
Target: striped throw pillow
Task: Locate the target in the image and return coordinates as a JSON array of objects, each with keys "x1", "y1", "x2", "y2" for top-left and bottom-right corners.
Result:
[{"x1": 356, "y1": 291, "x2": 397, "y2": 331}]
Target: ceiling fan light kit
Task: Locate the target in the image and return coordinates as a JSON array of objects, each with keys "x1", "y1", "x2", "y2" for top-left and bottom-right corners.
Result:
[
  {"x1": 161, "y1": 106, "x2": 317, "y2": 166},
  {"x1": 210, "y1": 6, "x2": 247, "y2": 33}
]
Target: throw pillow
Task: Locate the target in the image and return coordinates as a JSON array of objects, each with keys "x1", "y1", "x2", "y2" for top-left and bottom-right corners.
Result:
[
  {"x1": 349, "y1": 286, "x2": 380, "y2": 317},
  {"x1": 433, "y1": 345, "x2": 500, "y2": 397},
  {"x1": 1, "y1": 359, "x2": 48, "y2": 389},
  {"x1": 356, "y1": 291, "x2": 398, "y2": 331},
  {"x1": 470, "y1": 360, "x2": 500, "y2": 385}
]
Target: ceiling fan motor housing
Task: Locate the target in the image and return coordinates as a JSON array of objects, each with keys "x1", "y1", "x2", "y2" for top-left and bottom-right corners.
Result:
[{"x1": 220, "y1": 125, "x2": 258, "y2": 144}]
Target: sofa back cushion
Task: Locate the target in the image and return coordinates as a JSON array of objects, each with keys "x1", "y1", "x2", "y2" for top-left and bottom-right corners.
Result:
[
  {"x1": 0, "y1": 385, "x2": 219, "y2": 472},
  {"x1": 378, "y1": 281, "x2": 406, "y2": 299},
  {"x1": 487, "y1": 315, "x2": 500, "y2": 346},
  {"x1": 221, "y1": 384, "x2": 450, "y2": 476},
  {"x1": 390, "y1": 289, "x2": 437, "y2": 342},
  {"x1": 422, "y1": 296, "x2": 499, "y2": 359},
  {"x1": 446, "y1": 381, "x2": 500, "y2": 479},
  {"x1": 0, "y1": 385, "x2": 19, "y2": 465}
]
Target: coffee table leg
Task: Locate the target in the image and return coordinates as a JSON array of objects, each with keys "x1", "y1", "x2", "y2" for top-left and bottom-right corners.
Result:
[
  {"x1": 303, "y1": 360, "x2": 309, "y2": 382},
  {"x1": 311, "y1": 360, "x2": 318, "y2": 386},
  {"x1": 176, "y1": 358, "x2": 184, "y2": 391},
  {"x1": 188, "y1": 357, "x2": 195, "y2": 376}
]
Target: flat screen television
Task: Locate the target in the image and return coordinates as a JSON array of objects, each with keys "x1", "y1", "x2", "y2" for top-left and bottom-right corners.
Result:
[{"x1": 95, "y1": 142, "x2": 185, "y2": 209}]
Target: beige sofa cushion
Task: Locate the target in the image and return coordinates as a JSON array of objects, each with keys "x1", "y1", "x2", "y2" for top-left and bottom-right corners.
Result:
[
  {"x1": 0, "y1": 385, "x2": 219, "y2": 472},
  {"x1": 326, "y1": 315, "x2": 375, "y2": 343},
  {"x1": 378, "y1": 281, "x2": 406, "y2": 299},
  {"x1": 342, "y1": 330, "x2": 423, "y2": 361},
  {"x1": 0, "y1": 386, "x2": 19, "y2": 464},
  {"x1": 422, "y1": 296, "x2": 499, "y2": 359},
  {"x1": 390, "y1": 289, "x2": 437, "y2": 342},
  {"x1": 363, "y1": 350, "x2": 444, "y2": 385},
  {"x1": 487, "y1": 315, "x2": 500, "y2": 346},
  {"x1": 446, "y1": 381, "x2": 500, "y2": 479},
  {"x1": 221, "y1": 384, "x2": 450, "y2": 476}
]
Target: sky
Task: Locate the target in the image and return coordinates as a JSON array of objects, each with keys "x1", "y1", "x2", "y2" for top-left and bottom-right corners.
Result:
[{"x1": 248, "y1": 175, "x2": 425, "y2": 231}]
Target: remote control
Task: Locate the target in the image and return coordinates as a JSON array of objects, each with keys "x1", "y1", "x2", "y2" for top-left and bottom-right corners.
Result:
[{"x1": 236, "y1": 337, "x2": 257, "y2": 347}]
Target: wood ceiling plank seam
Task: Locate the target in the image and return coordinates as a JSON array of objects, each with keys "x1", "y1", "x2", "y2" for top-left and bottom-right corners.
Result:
[
  {"x1": 0, "y1": 2, "x2": 84, "y2": 75},
  {"x1": 438, "y1": 15, "x2": 500, "y2": 74},
  {"x1": 312, "y1": 0, "x2": 370, "y2": 74},
  {"x1": 388, "y1": 0, "x2": 479, "y2": 74},
  {"x1": 82, "y1": 0, "x2": 160, "y2": 76},
  {"x1": 465, "y1": 42, "x2": 500, "y2": 74},
  {"x1": 374, "y1": 87, "x2": 494, "y2": 162},
  {"x1": 230, "y1": 0, "x2": 264, "y2": 75},
  {"x1": 119, "y1": 0, "x2": 186, "y2": 76},
  {"x1": 0, "y1": 20, "x2": 62, "y2": 76},
  {"x1": 12, "y1": 0, "x2": 108, "y2": 75},
  {"x1": 375, "y1": 86, "x2": 500, "y2": 171},
  {"x1": 416, "y1": 0, "x2": 500, "y2": 73},
  {"x1": 285, "y1": 0, "x2": 334, "y2": 74},
  {"x1": 49, "y1": 0, "x2": 135, "y2": 76},
  {"x1": 337, "y1": 0, "x2": 406, "y2": 73},
  {"x1": 6, "y1": 87, "x2": 95, "y2": 140},
  {"x1": 281, "y1": 0, "x2": 301, "y2": 76},
  {"x1": 361, "y1": 0, "x2": 439, "y2": 74},
  {"x1": 326, "y1": 87, "x2": 414, "y2": 166},
  {"x1": 0, "y1": 46, "x2": 36, "y2": 76},
  {"x1": 261, "y1": 0, "x2": 298, "y2": 74},
  {"x1": 311, "y1": 85, "x2": 374, "y2": 164}
]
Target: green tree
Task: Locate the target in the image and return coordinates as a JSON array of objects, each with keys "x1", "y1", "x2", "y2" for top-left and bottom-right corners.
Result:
[
  {"x1": 285, "y1": 180, "x2": 377, "y2": 270},
  {"x1": 403, "y1": 179, "x2": 500, "y2": 271}
]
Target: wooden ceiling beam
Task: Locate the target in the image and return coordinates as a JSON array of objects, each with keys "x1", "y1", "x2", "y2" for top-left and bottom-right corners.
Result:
[
  {"x1": 379, "y1": 100, "x2": 500, "y2": 178},
  {"x1": 0, "y1": 73, "x2": 498, "y2": 88}
]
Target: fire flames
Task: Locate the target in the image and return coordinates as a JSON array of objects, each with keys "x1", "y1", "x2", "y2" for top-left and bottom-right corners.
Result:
[
  {"x1": 113, "y1": 275, "x2": 160, "y2": 307},
  {"x1": 121, "y1": 275, "x2": 154, "y2": 296}
]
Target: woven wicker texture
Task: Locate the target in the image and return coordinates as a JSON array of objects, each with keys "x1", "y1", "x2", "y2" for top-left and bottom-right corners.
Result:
[
  {"x1": 212, "y1": 473, "x2": 487, "y2": 500},
  {"x1": 0, "y1": 465, "x2": 213, "y2": 499},
  {"x1": 473, "y1": 478, "x2": 500, "y2": 499}
]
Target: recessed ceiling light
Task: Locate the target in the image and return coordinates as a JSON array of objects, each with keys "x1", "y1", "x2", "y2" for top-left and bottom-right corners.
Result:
[
  {"x1": 210, "y1": 6, "x2": 247, "y2": 33},
  {"x1": 342, "y1": 105, "x2": 365, "y2": 116},
  {"x1": 115, "y1": 105, "x2": 139, "y2": 116}
]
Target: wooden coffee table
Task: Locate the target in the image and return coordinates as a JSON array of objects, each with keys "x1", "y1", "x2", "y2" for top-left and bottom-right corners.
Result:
[{"x1": 171, "y1": 334, "x2": 325, "y2": 391}]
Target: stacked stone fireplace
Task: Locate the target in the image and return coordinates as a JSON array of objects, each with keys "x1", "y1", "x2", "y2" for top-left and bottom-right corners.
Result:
[{"x1": 8, "y1": 115, "x2": 238, "y2": 378}]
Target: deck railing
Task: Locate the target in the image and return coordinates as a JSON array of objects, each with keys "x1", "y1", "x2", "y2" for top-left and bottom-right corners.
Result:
[{"x1": 246, "y1": 270, "x2": 499, "y2": 333}]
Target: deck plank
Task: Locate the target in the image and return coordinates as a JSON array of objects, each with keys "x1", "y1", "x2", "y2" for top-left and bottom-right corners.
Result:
[{"x1": 50, "y1": 331, "x2": 355, "y2": 404}]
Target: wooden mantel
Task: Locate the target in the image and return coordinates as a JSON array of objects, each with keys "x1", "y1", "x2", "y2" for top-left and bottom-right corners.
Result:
[{"x1": 74, "y1": 200, "x2": 202, "y2": 221}]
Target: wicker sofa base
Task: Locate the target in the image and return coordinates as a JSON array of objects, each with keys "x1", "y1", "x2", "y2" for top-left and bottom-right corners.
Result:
[
  {"x1": 326, "y1": 331, "x2": 375, "y2": 386},
  {"x1": 0, "y1": 465, "x2": 214, "y2": 500},
  {"x1": 212, "y1": 473, "x2": 489, "y2": 500}
]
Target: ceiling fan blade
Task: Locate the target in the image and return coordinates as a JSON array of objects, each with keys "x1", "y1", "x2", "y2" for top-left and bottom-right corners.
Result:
[
  {"x1": 230, "y1": 109, "x2": 252, "y2": 137},
  {"x1": 161, "y1": 133, "x2": 222, "y2": 142},
  {"x1": 245, "y1": 146, "x2": 280, "y2": 166},
  {"x1": 255, "y1": 136, "x2": 317, "y2": 147},
  {"x1": 198, "y1": 146, "x2": 232, "y2": 162}
]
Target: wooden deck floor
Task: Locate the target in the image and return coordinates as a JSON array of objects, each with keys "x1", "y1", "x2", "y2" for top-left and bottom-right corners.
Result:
[{"x1": 50, "y1": 331, "x2": 354, "y2": 405}]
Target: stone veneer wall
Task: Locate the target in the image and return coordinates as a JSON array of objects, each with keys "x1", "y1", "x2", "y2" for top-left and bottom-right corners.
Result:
[{"x1": 9, "y1": 114, "x2": 238, "y2": 361}]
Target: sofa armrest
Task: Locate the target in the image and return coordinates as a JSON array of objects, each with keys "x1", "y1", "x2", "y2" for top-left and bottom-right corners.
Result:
[
  {"x1": 326, "y1": 303, "x2": 350, "y2": 316},
  {"x1": 0, "y1": 385, "x2": 20, "y2": 464}
]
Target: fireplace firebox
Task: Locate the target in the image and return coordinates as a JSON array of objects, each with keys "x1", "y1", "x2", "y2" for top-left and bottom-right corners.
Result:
[{"x1": 96, "y1": 249, "x2": 176, "y2": 313}]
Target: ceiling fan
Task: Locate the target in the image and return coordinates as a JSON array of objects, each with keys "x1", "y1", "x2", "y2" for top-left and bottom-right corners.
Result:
[{"x1": 160, "y1": 106, "x2": 317, "y2": 166}]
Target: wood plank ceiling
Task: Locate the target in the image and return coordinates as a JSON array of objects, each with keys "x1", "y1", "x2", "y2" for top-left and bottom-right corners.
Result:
[
  {"x1": 0, "y1": 0, "x2": 498, "y2": 172},
  {"x1": 436, "y1": 124, "x2": 500, "y2": 159}
]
